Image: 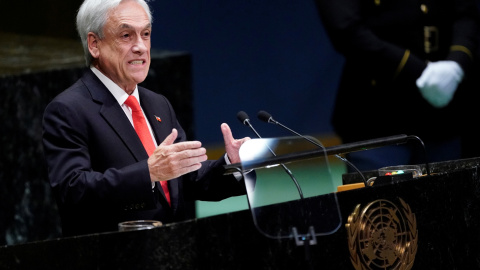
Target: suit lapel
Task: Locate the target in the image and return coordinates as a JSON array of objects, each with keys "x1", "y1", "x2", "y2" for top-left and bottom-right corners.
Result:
[
  {"x1": 139, "y1": 90, "x2": 170, "y2": 144},
  {"x1": 82, "y1": 70, "x2": 149, "y2": 161},
  {"x1": 83, "y1": 71, "x2": 176, "y2": 207}
]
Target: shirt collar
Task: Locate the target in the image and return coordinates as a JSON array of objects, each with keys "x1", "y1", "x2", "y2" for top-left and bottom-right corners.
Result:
[{"x1": 90, "y1": 67, "x2": 140, "y2": 105}]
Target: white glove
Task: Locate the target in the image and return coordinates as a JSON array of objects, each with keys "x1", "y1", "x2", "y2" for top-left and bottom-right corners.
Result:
[{"x1": 416, "y1": 61, "x2": 464, "y2": 108}]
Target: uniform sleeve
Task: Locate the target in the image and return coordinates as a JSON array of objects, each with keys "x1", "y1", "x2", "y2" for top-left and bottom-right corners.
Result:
[
  {"x1": 446, "y1": 0, "x2": 479, "y2": 73},
  {"x1": 315, "y1": 0, "x2": 479, "y2": 81}
]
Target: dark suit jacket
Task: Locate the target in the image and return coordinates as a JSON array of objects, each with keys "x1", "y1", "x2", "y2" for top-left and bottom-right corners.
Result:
[{"x1": 42, "y1": 69, "x2": 246, "y2": 236}]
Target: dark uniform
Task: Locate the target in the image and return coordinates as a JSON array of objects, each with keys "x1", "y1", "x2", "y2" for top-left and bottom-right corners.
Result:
[{"x1": 315, "y1": 0, "x2": 480, "y2": 166}]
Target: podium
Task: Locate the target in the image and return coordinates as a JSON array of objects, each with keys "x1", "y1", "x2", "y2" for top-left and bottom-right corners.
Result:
[{"x1": 1, "y1": 158, "x2": 480, "y2": 269}]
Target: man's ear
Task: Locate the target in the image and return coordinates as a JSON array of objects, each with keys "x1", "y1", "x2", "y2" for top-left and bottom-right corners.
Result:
[{"x1": 87, "y1": 32, "x2": 100, "y2": 59}]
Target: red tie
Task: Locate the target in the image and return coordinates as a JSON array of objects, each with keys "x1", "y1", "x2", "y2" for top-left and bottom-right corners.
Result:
[{"x1": 124, "y1": 95, "x2": 171, "y2": 205}]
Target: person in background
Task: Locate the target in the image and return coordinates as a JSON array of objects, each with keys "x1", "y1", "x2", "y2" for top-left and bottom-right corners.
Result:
[
  {"x1": 42, "y1": 0, "x2": 250, "y2": 236},
  {"x1": 314, "y1": 0, "x2": 480, "y2": 171}
]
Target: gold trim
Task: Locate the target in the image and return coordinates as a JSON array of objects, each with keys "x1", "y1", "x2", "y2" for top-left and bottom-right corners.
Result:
[
  {"x1": 420, "y1": 4, "x2": 428, "y2": 14},
  {"x1": 424, "y1": 26, "x2": 439, "y2": 53},
  {"x1": 337, "y1": 182, "x2": 365, "y2": 192},
  {"x1": 394, "y1": 50, "x2": 410, "y2": 80},
  {"x1": 450, "y1": 45, "x2": 473, "y2": 61}
]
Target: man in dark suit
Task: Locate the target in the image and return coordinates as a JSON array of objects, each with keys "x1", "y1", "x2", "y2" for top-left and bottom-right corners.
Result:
[
  {"x1": 42, "y1": 0, "x2": 250, "y2": 237},
  {"x1": 315, "y1": 0, "x2": 479, "y2": 170}
]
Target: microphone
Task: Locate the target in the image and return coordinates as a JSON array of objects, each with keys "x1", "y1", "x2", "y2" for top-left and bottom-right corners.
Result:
[
  {"x1": 257, "y1": 110, "x2": 369, "y2": 186},
  {"x1": 237, "y1": 111, "x2": 304, "y2": 199},
  {"x1": 237, "y1": 111, "x2": 262, "y2": 138},
  {"x1": 258, "y1": 110, "x2": 325, "y2": 148}
]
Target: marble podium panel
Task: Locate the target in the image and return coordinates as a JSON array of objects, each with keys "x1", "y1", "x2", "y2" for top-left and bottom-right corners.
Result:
[{"x1": 1, "y1": 158, "x2": 479, "y2": 269}]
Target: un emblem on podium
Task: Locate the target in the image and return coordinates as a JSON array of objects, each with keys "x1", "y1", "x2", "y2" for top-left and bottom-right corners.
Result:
[{"x1": 346, "y1": 198, "x2": 418, "y2": 270}]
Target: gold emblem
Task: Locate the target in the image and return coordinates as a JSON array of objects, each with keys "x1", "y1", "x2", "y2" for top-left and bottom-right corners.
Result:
[{"x1": 346, "y1": 198, "x2": 418, "y2": 270}]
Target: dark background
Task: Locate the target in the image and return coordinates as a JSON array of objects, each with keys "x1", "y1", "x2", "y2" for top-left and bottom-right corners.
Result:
[
  {"x1": 0, "y1": 0, "x2": 344, "y2": 246},
  {"x1": 0, "y1": 0, "x2": 344, "y2": 142}
]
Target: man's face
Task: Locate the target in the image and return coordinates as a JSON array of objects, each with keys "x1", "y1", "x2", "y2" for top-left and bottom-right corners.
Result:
[{"x1": 91, "y1": 0, "x2": 151, "y2": 93}]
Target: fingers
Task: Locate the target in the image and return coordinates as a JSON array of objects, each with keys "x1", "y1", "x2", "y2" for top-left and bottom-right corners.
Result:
[
  {"x1": 170, "y1": 151, "x2": 207, "y2": 172},
  {"x1": 221, "y1": 123, "x2": 233, "y2": 143},
  {"x1": 156, "y1": 149, "x2": 207, "y2": 178},
  {"x1": 156, "y1": 128, "x2": 202, "y2": 156},
  {"x1": 160, "y1": 128, "x2": 178, "y2": 146},
  {"x1": 149, "y1": 129, "x2": 207, "y2": 181},
  {"x1": 167, "y1": 147, "x2": 207, "y2": 162},
  {"x1": 154, "y1": 141, "x2": 203, "y2": 157},
  {"x1": 149, "y1": 155, "x2": 206, "y2": 182},
  {"x1": 236, "y1": 136, "x2": 251, "y2": 146},
  {"x1": 221, "y1": 123, "x2": 251, "y2": 164},
  {"x1": 150, "y1": 124, "x2": 250, "y2": 181},
  {"x1": 167, "y1": 163, "x2": 203, "y2": 179}
]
